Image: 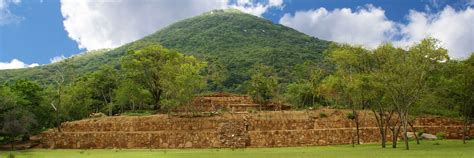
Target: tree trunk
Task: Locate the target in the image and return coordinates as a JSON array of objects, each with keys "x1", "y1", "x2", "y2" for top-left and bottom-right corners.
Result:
[
  {"x1": 377, "y1": 111, "x2": 386, "y2": 148},
  {"x1": 402, "y1": 112, "x2": 409, "y2": 150},
  {"x1": 391, "y1": 118, "x2": 401, "y2": 148},
  {"x1": 154, "y1": 89, "x2": 162, "y2": 111},
  {"x1": 381, "y1": 129, "x2": 386, "y2": 148},
  {"x1": 354, "y1": 110, "x2": 360, "y2": 145},
  {"x1": 132, "y1": 100, "x2": 135, "y2": 111},
  {"x1": 408, "y1": 122, "x2": 419, "y2": 144},
  {"x1": 57, "y1": 84, "x2": 62, "y2": 132},
  {"x1": 11, "y1": 139, "x2": 14, "y2": 151},
  {"x1": 463, "y1": 118, "x2": 468, "y2": 144},
  {"x1": 391, "y1": 127, "x2": 398, "y2": 148}
]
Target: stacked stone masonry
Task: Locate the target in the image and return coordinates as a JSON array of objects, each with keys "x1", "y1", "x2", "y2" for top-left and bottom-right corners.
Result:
[{"x1": 40, "y1": 110, "x2": 474, "y2": 149}]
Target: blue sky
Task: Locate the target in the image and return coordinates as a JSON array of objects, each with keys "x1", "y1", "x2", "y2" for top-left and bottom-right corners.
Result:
[{"x1": 1, "y1": 0, "x2": 473, "y2": 69}]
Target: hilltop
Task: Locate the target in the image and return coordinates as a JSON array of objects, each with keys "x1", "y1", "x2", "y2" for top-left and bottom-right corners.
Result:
[{"x1": 0, "y1": 9, "x2": 331, "y2": 91}]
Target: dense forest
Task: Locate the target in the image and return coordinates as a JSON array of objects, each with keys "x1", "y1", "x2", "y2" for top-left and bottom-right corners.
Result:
[{"x1": 0, "y1": 10, "x2": 473, "y2": 150}]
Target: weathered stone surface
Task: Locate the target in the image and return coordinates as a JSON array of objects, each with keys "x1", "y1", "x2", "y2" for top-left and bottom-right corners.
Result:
[
  {"x1": 39, "y1": 110, "x2": 474, "y2": 149},
  {"x1": 421, "y1": 133, "x2": 438, "y2": 140}
]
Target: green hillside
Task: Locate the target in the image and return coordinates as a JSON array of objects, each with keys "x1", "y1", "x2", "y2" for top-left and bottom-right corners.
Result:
[{"x1": 0, "y1": 9, "x2": 331, "y2": 91}]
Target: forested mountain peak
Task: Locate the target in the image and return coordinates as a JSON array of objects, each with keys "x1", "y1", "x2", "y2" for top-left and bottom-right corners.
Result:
[{"x1": 0, "y1": 9, "x2": 331, "y2": 91}]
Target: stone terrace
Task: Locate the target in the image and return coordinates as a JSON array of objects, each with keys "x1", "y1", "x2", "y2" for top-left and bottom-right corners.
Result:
[{"x1": 39, "y1": 109, "x2": 474, "y2": 149}]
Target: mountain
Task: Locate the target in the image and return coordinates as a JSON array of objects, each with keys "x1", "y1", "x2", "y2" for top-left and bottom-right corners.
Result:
[{"x1": 0, "y1": 9, "x2": 331, "y2": 91}]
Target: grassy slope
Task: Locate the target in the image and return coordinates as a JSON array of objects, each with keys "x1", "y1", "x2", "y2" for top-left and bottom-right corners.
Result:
[
  {"x1": 0, "y1": 9, "x2": 330, "y2": 91},
  {"x1": 2, "y1": 140, "x2": 473, "y2": 158}
]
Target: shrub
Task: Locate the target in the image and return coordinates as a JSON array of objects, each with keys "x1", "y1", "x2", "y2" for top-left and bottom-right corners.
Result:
[
  {"x1": 436, "y1": 132, "x2": 446, "y2": 140},
  {"x1": 346, "y1": 112, "x2": 355, "y2": 120},
  {"x1": 319, "y1": 112, "x2": 328, "y2": 118}
]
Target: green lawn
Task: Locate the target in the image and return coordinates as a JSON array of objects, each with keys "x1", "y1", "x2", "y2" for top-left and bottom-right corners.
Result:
[{"x1": 1, "y1": 140, "x2": 473, "y2": 158}]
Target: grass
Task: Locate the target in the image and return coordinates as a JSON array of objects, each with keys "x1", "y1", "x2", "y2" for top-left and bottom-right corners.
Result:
[
  {"x1": 121, "y1": 110, "x2": 154, "y2": 116},
  {"x1": 1, "y1": 140, "x2": 473, "y2": 158}
]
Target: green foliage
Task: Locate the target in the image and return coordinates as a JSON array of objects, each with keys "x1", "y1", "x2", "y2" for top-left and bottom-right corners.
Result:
[
  {"x1": 346, "y1": 112, "x2": 356, "y2": 120},
  {"x1": 284, "y1": 62, "x2": 328, "y2": 108},
  {"x1": 319, "y1": 112, "x2": 328, "y2": 118},
  {"x1": 114, "y1": 80, "x2": 153, "y2": 111},
  {"x1": 0, "y1": 10, "x2": 330, "y2": 93},
  {"x1": 246, "y1": 64, "x2": 279, "y2": 105},
  {"x1": 122, "y1": 110, "x2": 154, "y2": 116},
  {"x1": 121, "y1": 44, "x2": 207, "y2": 111},
  {"x1": 436, "y1": 132, "x2": 446, "y2": 140}
]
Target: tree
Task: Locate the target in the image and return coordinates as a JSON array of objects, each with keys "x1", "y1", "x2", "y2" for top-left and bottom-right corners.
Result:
[
  {"x1": 88, "y1": 66, "x2": 119, "y2": 115},
  {"x1": 115, "y1": 80, "x2": 153, "y2": 112},
  {"x1": 203, "y1": 58, "x2": 229, "y2": 92},
  {"x1": 51, "y1": 58, "x2": 76, "y2": 132},
  {"x1": 121, "y1": 44, "x2": 206, "y2": 111},
  {"x1": 159, "y1": 54, "x2": 207, "y2": 111},
  {"x1": 1, "y1": 108, "x2": 36, "y2": 150},
  {"x1": 319, "y1": 74, "x2": 344, "y2": 107},
  {"x1": 458, "y1": 54, "x2": 474, "y2": 144},
  {"x1": 375, "y1": 38, "x2": 448, "y2": 150},
  {"x1": 440, "y1": 54, "x2": 474, "y2": 144},
  {"x1": 247, "y1": 64, "x2": 279, "y2": 109},
  {"x1": 7, "y1": 79, "x2": 53, "y2": 134},
  {"x1": 370, "y1": 44, "x2": 401, "y2": 148},
  {"x1": 285, "y1": 62, "x2": 328, "y2": 108},
  {"x1": 328, "y1": 44, "x2": 372, "y2": 145},
  {"x1": 0, "y1": 85, "x2": 37, "y2": 150}
]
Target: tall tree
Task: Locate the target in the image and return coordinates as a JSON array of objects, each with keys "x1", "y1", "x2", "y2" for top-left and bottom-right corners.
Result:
[
  {"x1": 439, "y1": 54, "x2": 474, "y2": 144},
  {"x1": 88, "y1": 66, "x2": 119, "y2": 115},
  {"x1": 0, "y1": 85, "x2": 37, "y2": 150},
  {"x1": 121, "y1": 44, "x2": 206, "y2": 111},
  {"x1": 285, "y1": 62, "x2": 328, "y2": 108},
  {"x1": 247, "y1": 64, "x2": 279, "y2": 109},
  {"x1": 328, "y1": 45, "x2": 372, "y2": 145},
  {"x1": 376, "y1": 38, "x2": 448, "y2": 150}
]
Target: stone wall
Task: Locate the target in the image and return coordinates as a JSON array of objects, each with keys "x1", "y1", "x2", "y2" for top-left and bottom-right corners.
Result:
[
  {"x1": 188, "y1": 93, "x2": 289, "y2": 112},
  {"x1": 39, "y1": 110, "x2": 474, "y2": 149}
]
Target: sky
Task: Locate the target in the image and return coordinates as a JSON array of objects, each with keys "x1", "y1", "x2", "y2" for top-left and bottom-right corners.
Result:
[{"x1": 1, "y1": 0, "x2": 473, "y2": 70}]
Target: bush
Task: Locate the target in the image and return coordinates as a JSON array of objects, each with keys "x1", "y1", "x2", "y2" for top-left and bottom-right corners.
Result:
[
  {"x1": 346, "y1": 112, "x2": 355, "y2": 120},
  {"x1": 319, "y1": 112, "x2": 328, "y2": 118},
  {"x1": 436, "y1": 132, "x2": 446, "y2": 140}
]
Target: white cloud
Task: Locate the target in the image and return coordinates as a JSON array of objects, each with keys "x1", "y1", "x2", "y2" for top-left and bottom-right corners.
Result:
[
  {"x1": 60, "y1": 0, "x2": 229, "y2": 50},
  {"x1": 60, "y1": 0, "x2": 283, "y2": 51},
  {"x1": 396, "y1": 6, "x2": 474, "y2": 59},
  {"x1": 49, "y1": 55, "x2": 66, "y2": 63},
  {"x1": 60, "y1": 0, "x2": 233, "y2": 51},
  {"x1": 279, "y1": 5, "x2": 397, "y2": 48},
  {"x1": 0, "y1": 0, "x2": 23, "y2": 25},
  {"x1": 229, "y1": 0, "x2": 283, "y2": 16},
  {"x1": 279, "y1": 5, "x2": 474, "y2": 59},
  {"x1": 0, "y1": 59, "x2": 39, "y2": 70}
]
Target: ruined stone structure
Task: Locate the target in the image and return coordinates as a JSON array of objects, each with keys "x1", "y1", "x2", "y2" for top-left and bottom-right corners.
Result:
[
  {"x1": 39, "y1": 109, "x2": 473, "y2": 149},
  {"x1": 190, "y1": 93, "x2": 289, "y2": 112}
]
